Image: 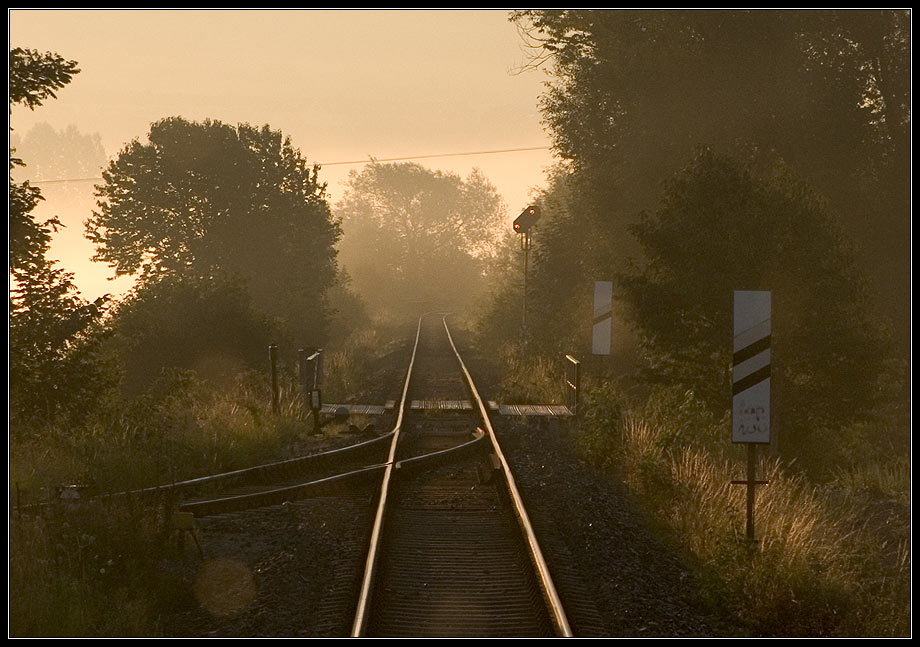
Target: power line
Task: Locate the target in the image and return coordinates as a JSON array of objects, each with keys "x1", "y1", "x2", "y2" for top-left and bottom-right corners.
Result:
[
  {"x1": 322, "y1": 146, "x2": 551, "y2": 166},
  {"x1": 27, "y1": 145, "x2": 553, "y2": 185}
]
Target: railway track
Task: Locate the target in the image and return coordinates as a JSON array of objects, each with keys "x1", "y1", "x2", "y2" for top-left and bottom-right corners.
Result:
[
  {"x1": 352, "y1": 314, "x2": 572, "y2": 637},
  {"x1": 182, "y1": 313, "x2": 572, "y2": 636},
  {"x1": 27, "y1": 313, "x2": 574, "y2": 637}
]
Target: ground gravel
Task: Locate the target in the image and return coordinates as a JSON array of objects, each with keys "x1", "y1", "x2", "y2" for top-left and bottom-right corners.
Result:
[
  {"x1": 162, "y1": 491, "x2": 374, "y2": 637},
  {"x1": 495, "y1": 418, "x2": 724, "y2": 637},
  {"x1": 162, "y1": 323, "x2": 730, "y2": 637}
]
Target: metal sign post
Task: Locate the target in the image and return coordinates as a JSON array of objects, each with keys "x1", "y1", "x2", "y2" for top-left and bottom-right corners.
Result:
[
  {"x1": 297, "y1": 348, "x2": 323, "y2": 432},
  {"x1": 730, "y1": 290, "x2": 771, "y2": 545},
  {"x1": 521, "y1": 230, "x2": 532, "y2": 330},
  {"x1": 298, "y1": 348, "x2": 308, "y2": 420}
]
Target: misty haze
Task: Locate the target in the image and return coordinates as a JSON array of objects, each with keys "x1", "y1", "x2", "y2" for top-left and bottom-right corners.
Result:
[{"x1": 9, "y1": 9, "x2": 910, "y2": 639}]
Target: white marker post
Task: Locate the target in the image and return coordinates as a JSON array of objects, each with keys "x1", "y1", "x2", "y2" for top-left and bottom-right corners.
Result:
[
  {"x1": 732, "y1": 291, "x2": 771, "y2": 444},
  {"x1": 592, "y1": 281, "x2": 613, "y2": 355},
  {"x1": 731, "y1": 290, "x2": 771, "y2": 545}
]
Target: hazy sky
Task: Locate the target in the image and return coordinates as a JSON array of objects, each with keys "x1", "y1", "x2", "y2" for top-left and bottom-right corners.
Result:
[{"x1": 9, "y1": 9, "x2": 555, "y2": 300}]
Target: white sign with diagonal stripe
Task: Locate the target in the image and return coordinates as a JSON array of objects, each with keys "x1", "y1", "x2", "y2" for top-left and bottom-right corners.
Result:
[
  {"x1": 732, "y1": 291, "x2": 771, "y2": 444},
  {"x1": 592, "y1": 281, "x2": 613, "y2": 355}
]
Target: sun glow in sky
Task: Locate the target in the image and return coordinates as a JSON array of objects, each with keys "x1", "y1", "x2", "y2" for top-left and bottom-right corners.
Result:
[{"x1": 10, "y1": 9, "x2": 555, "y2": 301}]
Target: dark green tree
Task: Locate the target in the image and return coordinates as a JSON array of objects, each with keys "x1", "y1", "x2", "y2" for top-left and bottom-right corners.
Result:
[
  {"x1": 86, "y1": 117, "x2": 341, "y2": 346},
  {"x1": 9, "y1": 48, "x2": 112, "y2": 428},
  {"x1": 617, "y1": 149, "x2": 888, "y2": 458},
  {"x1": 511, "y1": 9, "x2": 910, "y2": 348},
  {"x1": 9, "y1": 48, "x2": 80, "y2": 276},
  {"x1": 9, "y1": 47, "x2": 80, "y2": 111},
  {"x1": 107, "y1": 275, "x2": 278, "y2": 397},
  {"x1": 479, "y1": 168, "x2": 590, "y2": 353},
  {"x1": 336, "y1": 162, "x2": 505, "y2": 318}
]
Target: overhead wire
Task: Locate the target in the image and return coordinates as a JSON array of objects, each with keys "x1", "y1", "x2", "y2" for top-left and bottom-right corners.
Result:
[{"x1": 26, "y1": 145, "x2": 553, "y2": 185}]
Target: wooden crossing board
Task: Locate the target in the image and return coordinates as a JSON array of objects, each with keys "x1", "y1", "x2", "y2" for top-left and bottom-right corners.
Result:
[
  {"x1": 321, "y1": 401, "x2": 573, "y2": 417},
  {"x1": 321, "y1": 403, "x2": 388, "y2": 416},
  {"x1": 495, "y1": 403, "x2": 574, "y2": 417},
  {"x1": 409, "y1": 400, "x2": 474, "y2": 411}
]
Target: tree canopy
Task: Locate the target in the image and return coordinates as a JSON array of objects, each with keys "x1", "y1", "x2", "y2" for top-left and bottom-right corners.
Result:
[
  {"x1": 10, "y1": 48, "x2": 112, "y2": 428},
  {"x1": 617, "y1": 149, "x2": 887, "y2": 450},
  {"x1": 86, "y1": 117, "x2": 341, "y2": 344},
  {"x1": 9, "y1": 47, "x2": 80, "y2": 112},
  {"x1": 511, "y1": 9, "x2": 910, "y2": 347},
  {"x1": 9, "y1": 49, "x2": 82, "y2": 277},
  {"x1": 336, "y1": 162, "x2": 505, "y2": 318}
]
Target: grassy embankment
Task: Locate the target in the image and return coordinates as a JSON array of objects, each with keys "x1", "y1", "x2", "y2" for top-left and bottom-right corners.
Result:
[
  {"x1": 497, "y1": 351, "x2": 910, "y2": 638},
  {"x1": 9, "y1": 325, "x2": 394, "y2": 637}
]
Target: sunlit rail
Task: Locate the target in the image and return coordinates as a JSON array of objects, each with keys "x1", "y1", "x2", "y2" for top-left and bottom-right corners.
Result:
[{"x1": 350, "y1": 313, "x2": 572, "y2": 637}]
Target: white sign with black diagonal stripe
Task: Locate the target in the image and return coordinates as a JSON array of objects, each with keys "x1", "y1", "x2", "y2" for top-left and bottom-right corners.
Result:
[
  {"x1": 592, "y1": 281, "x2": 613, "y2": 355},
  {"x1": 732, "y1": 291, "x2": 771, "y2": 444}
]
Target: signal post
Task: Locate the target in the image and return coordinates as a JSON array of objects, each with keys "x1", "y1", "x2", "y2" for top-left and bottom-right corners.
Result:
[{"x1": 513, "y1": 205, "x2": 540, "y2": 334}]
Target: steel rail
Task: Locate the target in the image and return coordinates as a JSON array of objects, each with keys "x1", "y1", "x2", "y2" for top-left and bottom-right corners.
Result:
[
  {"x1": 137, "y1": 430, "x2": 395, "y2": 494},
  {"x1": 351, "y1": 314, "x2": 425, "y2": 637},
  {"x1": 15, "y1": 427, "x2": 397, "y2": 516},
  {"x1": 442, "y1": 316, "x2": 574, "y2": 638},
  {"x1": 178, "y1": 430, "x2": 486, "y2": 517},
  {"x1": 178, "y1": 463, "x2": 387, "y2": 516}
]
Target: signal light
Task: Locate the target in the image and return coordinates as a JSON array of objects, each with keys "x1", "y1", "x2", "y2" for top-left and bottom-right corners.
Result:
[{"x1": 513, "y1": 205, "x2": 541, "y2": 233}]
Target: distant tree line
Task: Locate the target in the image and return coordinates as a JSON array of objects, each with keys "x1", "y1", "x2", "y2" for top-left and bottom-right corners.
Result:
[
  {"x1": 9, "y1": 48, "x2": 354, "y2": 429},
  {"x1": 9, "y1": 45, "x2": 507, "y2": 433},
  {"x1": 336, "y1": 162, "x2": 505, "y2": 320}
]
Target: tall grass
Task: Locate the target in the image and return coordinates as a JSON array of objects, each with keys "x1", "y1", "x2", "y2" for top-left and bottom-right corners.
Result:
[
  {"x1": 11, "y1": 370, "x2": 288, "y2": 504},
  {"x1": 497, "y1": 356, "x2": 910, "y2": 637},
  {"x1": 498, "y1": 349, "x2": 566, "y2": 405},
  {"x1": 9, "y1": 322, "x2": 404, "y2": 636},
  {"x1": 9, "y1": 369, "x2": 293, "y2": 635},
  {"x1": 9, "y1": 496, "x2": 190, "y2": 637},
  {"x1": 322, "y1": 327, "x2": 385, "y2": 403},
  {"x1": 596, "y1": 394, "x2": 909, "y2": 637}
]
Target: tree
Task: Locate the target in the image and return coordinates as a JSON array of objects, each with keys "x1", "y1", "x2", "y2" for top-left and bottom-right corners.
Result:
[
  {"x1": 9, "y1": 255, "x2": 112, "y2": 425},
  {"x1": 336, "y1": 162, "x2": 506, "y2": 318},
  {"x1": 9, "y1": 48, "x2": 112, "y2": 428},
  {"x1": 9, "y1": 48, "x2": 79, "y2": 111},
  {"x1": 86, "y1": 117, "x2": 341, "y2": 345},
  {"x1": 9, "y1": 49, "x2": 80, "y2": 276},
  {"x1": 12, "y1": 122, "x2": 107, "y2": 186},
  {"x1": 478, "y1": 167, "x2": 594, "y2": 355},
  {"x1": 511, "y1": 10, "x2": 911, "y2": 348},
  {"x1": 617, "y1": 149, "x2": 888, "y2": 458},
  {"x1": 107, "y1": 275, "x2": 278, "y2": 397}
]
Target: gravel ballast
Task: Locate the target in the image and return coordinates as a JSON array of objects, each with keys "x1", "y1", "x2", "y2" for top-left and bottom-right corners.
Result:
[{"x1": 162, "y1": 324, "x2": 727, "y2": 637}]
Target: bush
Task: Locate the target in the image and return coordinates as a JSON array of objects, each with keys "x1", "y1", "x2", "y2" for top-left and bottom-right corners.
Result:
[
  {"x1": 574, "y1": 379, "x2": 627, "y2": 471},
  {"x1": 637, "y1": 385, "x2": 729, "y2": 455},
  {"x1": 107, "y1": 275, "x2": 279, "y2": 398},
  {"x1": 617, "y1": 150, "x2": 889, "y2": 468}
]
